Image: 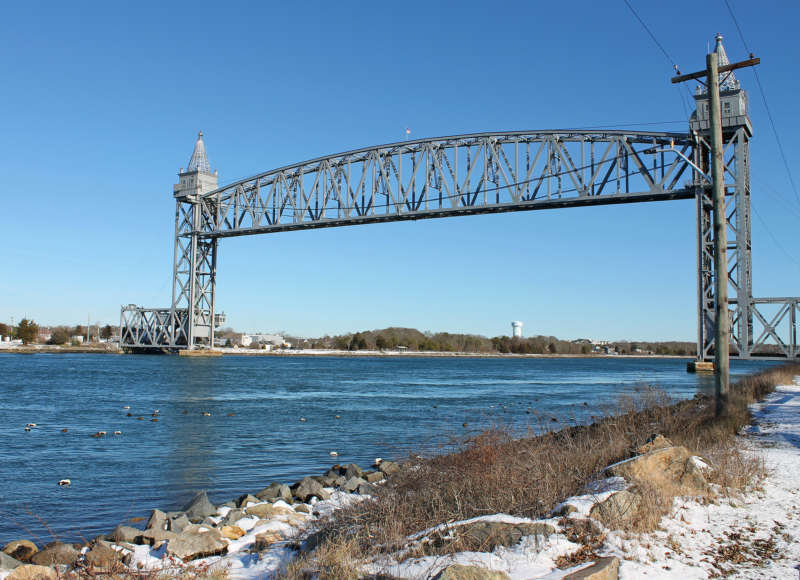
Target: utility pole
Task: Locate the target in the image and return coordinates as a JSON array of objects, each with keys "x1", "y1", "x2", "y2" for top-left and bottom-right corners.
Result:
[{"x1": 672, "y1": 39, "x2": 759, "y2": 415}]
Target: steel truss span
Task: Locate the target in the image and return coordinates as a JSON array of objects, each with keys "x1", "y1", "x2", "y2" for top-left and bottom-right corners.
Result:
[
  {"x1": 121, "y1": 129, "x2": 799, "y2": 360},
  {"x1": 197, "y1": 130, "x2": 696, "y2": 237}
]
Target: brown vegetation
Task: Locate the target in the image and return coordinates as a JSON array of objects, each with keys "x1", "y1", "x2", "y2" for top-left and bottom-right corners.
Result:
[{"x1": 285, "y1": 363, "x2": 799, "y2": 578}]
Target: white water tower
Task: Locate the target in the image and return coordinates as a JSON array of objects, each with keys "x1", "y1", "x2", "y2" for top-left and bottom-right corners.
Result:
[{"x1": 511, "y1": 321, "x2": 523, "y2": 338}]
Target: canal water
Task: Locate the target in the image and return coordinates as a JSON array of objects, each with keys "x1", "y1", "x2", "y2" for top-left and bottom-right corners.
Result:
[{"x1": 0, "y1": 354, "x2": 777, "y2": 544}]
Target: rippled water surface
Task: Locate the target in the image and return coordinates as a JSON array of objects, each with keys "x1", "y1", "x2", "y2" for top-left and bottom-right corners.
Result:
[{"x1": 0, "y1": 353, "x2": 777, "y2": 543}]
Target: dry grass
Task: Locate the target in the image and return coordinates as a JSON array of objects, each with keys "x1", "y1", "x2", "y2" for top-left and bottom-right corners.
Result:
[{"x1": 297, "y1": 363, "x2": 799, "y2": 572}]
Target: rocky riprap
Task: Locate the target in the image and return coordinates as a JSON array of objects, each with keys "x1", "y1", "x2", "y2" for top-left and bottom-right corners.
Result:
[{"x1": 0, "y1": 459, "x2": 401, "y2": 577}]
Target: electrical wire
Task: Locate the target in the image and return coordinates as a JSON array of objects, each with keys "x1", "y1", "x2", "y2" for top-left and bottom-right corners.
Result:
[
  {"x1": 723, "y1": 0, "x2": 800, "y2": 208},
  {"x1": 621, "y1": 0, "x2": 695, "y2": 118},
  {"x1": 751, "y1": 203, "x2": 800, "y2": 269}
]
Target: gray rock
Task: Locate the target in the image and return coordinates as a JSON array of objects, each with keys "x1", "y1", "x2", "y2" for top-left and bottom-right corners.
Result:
[
  {"x1": 357, "y1": 482, "x2": 377, "y2": 495},
  {"x1": 30, "y1": 542, "x2": 79, "y2": 567},
  {"x1": 146, "y1": 509, "x2": 167, "y2": 531},
  {"x1": 343, "y1": 476, "x2": 367, "y2": 493},
  {"x1": 221, "y1": 508, "x2": 245, "y2": 526},
  {"x1": 166, "y1": 528, "x2": 227, "y2": 561},
  {"x1": 181, "y1": 490, "x2": 216, "y2": 521},
  {"x1": 0, "y1": 552, "x2": 22, "y2": 571},
  {"x1": 364, "y1": 471, "x2": 385, "y2": 483},
  {"x1": 84, "y1": 540, "x2": 121, "y2": 569},
  {"x1": 2, "y1": 540, "x2": 37, "y2": 563},
  {"x1": 294, "y1": 477, "x2": 331, "y2": 502},
  {"x1": 378, "y1": 460, "x2": 401, "y2": 475},
  {"x1": 433, "y1": 564, "x2": 510, "y2": 580},
  {"x1": 562, "y1": 556, "x2": 620, "y2": 580},
  {"x1": 220, "y1": 500, "x2": 236, "y2": 509},
  {"x1": 333, "y1": 475, "x2": 347, "y2": 487},
  {"x1": 256, "y1": 483, "x2": 292, "y2": 503},
  {"x1": 168, "y1": 513, "x2": 191, "y2": 533},
  {"x1": 135, "y1": 529, "x2": 178, "y2": 547},
  {"x1": 343, "y1": 463, "x2": 363, "y2": 479},
  {"x1": 236, "y1": 494, "x2": 260, "y2": 508},
  {"x1": 108, "y1": 525, "x2": 141, "y2": 543},
  {"x1": 589, "y1": 490, "x2": 641, "y2": 528},
  {"x1": 454, "y1": 522, "x2": 554, "y2": 552}
]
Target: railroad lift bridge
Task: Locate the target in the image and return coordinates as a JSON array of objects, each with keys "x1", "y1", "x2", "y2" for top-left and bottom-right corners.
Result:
[{"x1": 121, "y1": 36, "x2": 798, "y2": 360}]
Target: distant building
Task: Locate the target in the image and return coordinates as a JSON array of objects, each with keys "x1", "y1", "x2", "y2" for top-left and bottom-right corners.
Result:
[
  {"x1": 70, "y1": 335, "x2": 84, "y2": 344},
  {"x1": 511, "y1": 321, "x2": 523, "y2": 338},
  {"x1": 37, "y1": 327, "x2": 52, "y2": 342},
  {"x1": 239, "y1": 333, "x2": 285, "y2": 348}
]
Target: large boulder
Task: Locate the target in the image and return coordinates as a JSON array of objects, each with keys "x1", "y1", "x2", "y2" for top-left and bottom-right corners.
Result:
[
  {"x1": 364, "y1": 471, "x2": 385, "y2": 483},
  {"x1": 135, "y1": 529, "x2": 178, "y2": 547},
  {"x1": 0, "y1": 552, "x2": 22, "y2": 571},
  {"x1": 589, "y1": 491, "x2": 641, "y2": 528},
  {"x1": 453, "y1": 522, "x2": 555, "y2": 552},
  {"x1": 166, "y1": 528, "x2": 227, "y2": 561},
  {"x1": 342, "y1": 476, "x2": 367, "y2": 493},
  {"x1": 6, "y1": 564, "x2": 57, "y2": 580},
  {"x1": 30, "y1": 542, "x2": 79, "y2": 566},
  {"x1": 608, "y1": 446, "x2": 708, "y2": 495},
  {"x1": 167, "y1": 513, "x2": 191, "y2": 533},
  {"x1": 562, "y1": 556, "x2": 620, "y2": 580},
  {"x1": 378, "y1": 460, "x2": 401, "y2": 475},
  {"x1": 181, "y1": 491, "x2": 217, "y2": 521},
  {"x1": 253, "y1": 531, "x2": 283, "y2": 552},
  {"x1": 220, "y1": 525, "x2": 245, "y2": 540},
  {"x1": 84, "y1": 540, "x2": 122, "y2": 569},
  {"x1": 256, "y1": 483, "x2": 292, "y2": 503},
  {"x1": 294, "y1": 477, "x2": 331, "y2": 502},
  {"x1": 221, "y1": 508, "x2": 245, "y2": 526},
  {"x1": 236, "y1": 494, "x2": 260, "y2": 508},
  {"x1": 636, "y1": 435, "x2": 673, "y2": 455},
  {"x1": 343, "y1": 463, "x2": 363, "y2": 479},
  {"x1": 108, "y1": 525, "x2": 141, "y2": 543},
  {"x1": 433, "y1": 564, "x2": 510, "y2": 580},
  {"x1": 2, "y1": 540, "x2": 37, "y2": 562},
  {"x1": 146, "y1": 509, "x2": 167, "y2": 530}
]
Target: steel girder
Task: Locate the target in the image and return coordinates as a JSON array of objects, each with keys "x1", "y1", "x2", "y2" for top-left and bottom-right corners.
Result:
[
  {"x1": 119, "y1": 129, "x2": 798, "y2": 358},
  {"x1": 195, "y1": 131, "x2": 696, "y2": 238}
]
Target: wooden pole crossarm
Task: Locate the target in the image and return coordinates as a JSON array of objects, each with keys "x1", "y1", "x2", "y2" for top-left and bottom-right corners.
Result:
[{"x1": 671, "y1": 57, "x2": 760, "y2": 84}]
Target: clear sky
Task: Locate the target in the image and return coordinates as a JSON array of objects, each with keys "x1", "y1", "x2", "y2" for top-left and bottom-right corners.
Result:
[{"x1": 1, "y1": 1, "x2": 798, "y2": 341}]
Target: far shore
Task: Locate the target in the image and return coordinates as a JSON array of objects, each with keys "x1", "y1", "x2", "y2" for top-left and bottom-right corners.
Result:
[{"x1": 0, "y1": 344, "x2": 693, "y2": 359}]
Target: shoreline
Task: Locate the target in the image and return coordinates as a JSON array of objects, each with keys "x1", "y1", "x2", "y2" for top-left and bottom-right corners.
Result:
[
  {"x1": 0, "y1": 345, "x2": 693, "y2": 359},
  {"x1": 1, "y1": 365, "x2": 797, "y2": 579}
]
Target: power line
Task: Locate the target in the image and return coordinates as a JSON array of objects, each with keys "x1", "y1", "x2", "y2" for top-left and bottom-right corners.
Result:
[
  {"x1": 723, "y1": 0, "x2": 800, "y2": 208},
  {"x1": 751, "y1": 203, "x2": 800, "y2": 269},
  {"x1": 621, "y1": 0, "x2": 694, "y2": 121}
]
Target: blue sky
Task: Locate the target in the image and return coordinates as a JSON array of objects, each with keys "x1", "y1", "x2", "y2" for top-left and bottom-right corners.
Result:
[{"x1": 1, "y1": 1, "x2": 798, "y2": 341}]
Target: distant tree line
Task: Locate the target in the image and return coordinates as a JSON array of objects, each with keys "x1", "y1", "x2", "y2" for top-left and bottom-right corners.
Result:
[{"x1": 301, "y1": 327, "x2": 695, "y2": 356}]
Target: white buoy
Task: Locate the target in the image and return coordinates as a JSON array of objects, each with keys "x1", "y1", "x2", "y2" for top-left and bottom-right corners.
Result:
[{"x1": 58, "y1": 479, "x2": 71, "y2": 486}]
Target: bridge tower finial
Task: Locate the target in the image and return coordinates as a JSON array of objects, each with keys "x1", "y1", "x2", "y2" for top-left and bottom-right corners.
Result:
[
  {"x1": 174, "y1": 131, "x2": 219, "y2": 197},
  {"x1": 187, "y1": 131, "x2": 211, "y2": 174}
]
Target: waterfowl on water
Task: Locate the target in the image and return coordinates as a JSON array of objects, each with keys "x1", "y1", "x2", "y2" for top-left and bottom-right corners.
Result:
[
  {"x1": 26, "y1": 423, "x2": 37, "y2": 428},
  {"x1": 114, "y1": 431, "x2": 122, "y2": 435},
  {"x1": 299, "y1": 417, "x2": 307, "y2": 422},
  {"x1": 58, "y1": 479, "x2": 71, "y2": 486},
  {"x1": 201, "y1": 412, "x2": 211, "y2": 417},
  {"x1": 123, "y1": 406, "x2": 130, "y2": 410},
  {"x1": 329, "y1": 451, "x2": 338, "y2": 457}
]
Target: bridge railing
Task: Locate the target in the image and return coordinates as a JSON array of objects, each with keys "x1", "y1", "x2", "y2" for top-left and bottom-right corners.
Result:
[{"x1": 194, "y1": 131, "x2": 696, "y2": 238}]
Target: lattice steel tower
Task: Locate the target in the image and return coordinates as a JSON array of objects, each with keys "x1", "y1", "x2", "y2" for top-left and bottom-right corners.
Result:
[{"x1": 170, "y1": 132, "x2": 220, "y2": 347}]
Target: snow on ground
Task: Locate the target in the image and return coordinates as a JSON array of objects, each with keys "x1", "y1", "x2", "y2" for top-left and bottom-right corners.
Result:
[{"x1": 363, "y1": 379, "x2": 800, "y2": 579}]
